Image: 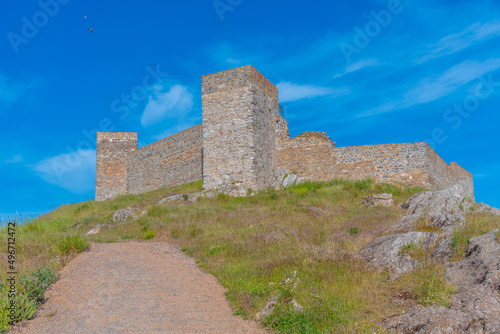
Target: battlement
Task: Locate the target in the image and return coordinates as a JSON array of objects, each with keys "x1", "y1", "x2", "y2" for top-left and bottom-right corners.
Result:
[
  {"x1": 95, "y1": 66, "x2": 473, "y2": 201},
  {"x1": 95, "y1": 132, "x2": 137, "y2": 201}
]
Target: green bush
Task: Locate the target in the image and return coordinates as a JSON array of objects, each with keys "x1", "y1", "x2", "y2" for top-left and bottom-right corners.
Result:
[
  {"x1": 0, "y1": 266, "x2": 60, "y2": 333},
  {"x1": 19, "y1": 266, "x2": 60, "y2": 304},
  {"x1": 349, "y1": 227, "x2": 359, "y2": 235},
  {"x1": 58, "y1": 235, "x2": 89, "y2": 255},
  {"x1": 142, "y1": 230, "x2": 156, "y2": 240}
]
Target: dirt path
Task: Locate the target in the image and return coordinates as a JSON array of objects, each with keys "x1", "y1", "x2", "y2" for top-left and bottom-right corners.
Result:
[{"x1": 11, "y1": 242, "x2": 267, "y2": 334}]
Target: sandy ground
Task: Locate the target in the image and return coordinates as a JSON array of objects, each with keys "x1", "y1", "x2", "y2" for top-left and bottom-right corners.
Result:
[{"x1": 10, "y1": 242, "x2": 267, "y2": 334}]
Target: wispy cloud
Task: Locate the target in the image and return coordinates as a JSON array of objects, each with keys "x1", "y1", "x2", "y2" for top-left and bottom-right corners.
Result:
[
  {"x1": 0, "y1": 75, "x2": 37, "y2": 104},
  {"x1": 359, "y1": 58, "x2": 500, "y2": 116},
  {"x1": 33, "y1": 150, "x2": 96, "y2": 194},
  {"x1": 4, "y1": 155, "x2": 24, "y2": 163},
  {"x1": 277, "y1": 82, "x2": 349, "y2": 103},
  {"x1": 140, "y1": 84, "x2": 194, "y2": 127},
  {"x1": 334, "y1": 59, "x2": 381, "y2": 78},
  {"x1": 415, "y1": 22, "x2": 500, "y2": 64}
]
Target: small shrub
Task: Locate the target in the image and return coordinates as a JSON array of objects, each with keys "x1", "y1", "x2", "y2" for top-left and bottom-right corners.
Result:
[
  {"x1": 18, "y1": 266, "x2": 60, "y2": 304},
  {"x1": 349, "y1": 227, "x2": 359, "y2": 235},
  {"x1": 122, "y1": 235, "x2": 134, "y2": 240},
  {"x1": 58, "y1": 235, "x2": 89, "y2": 255},
  {"x1": 142, "y1": 230, "x2": 155, "y2": 240},
  {"x1": 398, "y1": 243, "x2": 415, "y2": 256},
  {"x1": 418, "y1": 271, "x2": 454, "y2": 307},
  {"x1": 208, "y1": 244, "x2": 222, "y2": 255},
  {"x1": 182, "y1": 194, "x2": 189, "y2": 201}
]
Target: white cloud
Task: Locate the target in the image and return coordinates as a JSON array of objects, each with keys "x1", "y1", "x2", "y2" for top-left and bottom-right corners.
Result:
[
  {"x1": 360, "y1": 58, "x2": 500, "y2": 116},
  {"x1": 277, "y1": 82, "x2": 349, "y2": 103},
  {"x1": 140, "y1": 84, "x2": 194, "y2": 127},
  {"x1": 416, "y1": 22, "x2": 500, "y2": 64},
  {"x1": 334, "y1": 59, "x2": 381, "y2": 78},
  {"x1": 33, "y1": 150, "x2": 95, "y2": 194},
  {"x1": 4, "y1": 155, "x2": 24, "y2": 163}
]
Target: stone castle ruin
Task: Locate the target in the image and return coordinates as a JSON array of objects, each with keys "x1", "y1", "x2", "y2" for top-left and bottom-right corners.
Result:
[{"x1": 95, "y1": 65, "x2": 474, "y2": 201}]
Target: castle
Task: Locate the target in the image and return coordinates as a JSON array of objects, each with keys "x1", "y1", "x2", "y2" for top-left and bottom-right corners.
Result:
[{"x1": 95, "y1": 65, "x2": 474, "y2": 201}]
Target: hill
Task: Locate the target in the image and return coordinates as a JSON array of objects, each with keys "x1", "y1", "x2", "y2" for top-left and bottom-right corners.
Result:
[{"x1": 1, "y1": 179, "x2": 499, "y2": 333}]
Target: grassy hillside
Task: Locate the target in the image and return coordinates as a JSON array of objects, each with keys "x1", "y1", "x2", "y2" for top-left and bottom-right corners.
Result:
[{"x1": 1, "y1": 179, "x2": 499, "y2": 333}]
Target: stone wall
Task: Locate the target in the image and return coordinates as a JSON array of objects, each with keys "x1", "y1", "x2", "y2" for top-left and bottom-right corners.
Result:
[
  {"x1": 426, "y1": 145, "x2": 474, "y2": 200},
  {"x1": 95, "y1": 132, "x2": 137, "y2": 201},
  {"x1": 276, "y1": 132, "x2": 336, "y2": 181},
  {"x1": 276, "y1": 135, "x2": 473, "y2": 194},
  {"x1": 275, "y1": 116, "x2": 289, "y2": 138},
  {"x1": 332, "y1": 142, "x2": 431, "y2": 187},
  {"x1": 202, "y1": 65, "x2": 278, "y2": 191},
  {"x1": 95, "y1": 65, "x2": 474, "y2": 201},
  {"x1": 126, "y1": 125, "x2": 203, "y2": 194}
]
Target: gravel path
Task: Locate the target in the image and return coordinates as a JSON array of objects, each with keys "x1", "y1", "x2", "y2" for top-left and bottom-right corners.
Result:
[{"x1": 11, "y1": 242, "x2": 267, "y2": 334}]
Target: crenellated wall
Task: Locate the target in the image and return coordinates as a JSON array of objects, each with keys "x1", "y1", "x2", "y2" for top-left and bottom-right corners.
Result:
[{"x1": 95, "y1": 65, "x2": 474, "y2": 201}]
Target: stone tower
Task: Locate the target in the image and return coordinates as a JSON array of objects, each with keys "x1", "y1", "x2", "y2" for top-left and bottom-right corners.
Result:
[
  {"x1": 95, "y1": 132, "x2": 137, "y2": 201},
  {"x1": 201, "y1": 65, "x2": 279, "y2": 191}
]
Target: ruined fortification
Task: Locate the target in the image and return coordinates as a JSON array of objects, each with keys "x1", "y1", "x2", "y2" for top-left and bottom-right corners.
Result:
[{"x1": 95, "y1": 65, "x2": 474, "y2": 201}]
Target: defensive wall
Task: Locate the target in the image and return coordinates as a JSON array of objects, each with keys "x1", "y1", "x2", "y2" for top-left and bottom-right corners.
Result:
[{"x1": 95, "y1": 65, "x2": 474, "y2": 201}]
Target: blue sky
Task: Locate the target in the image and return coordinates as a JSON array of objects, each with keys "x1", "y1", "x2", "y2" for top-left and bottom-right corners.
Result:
[{"x1": 1, "y1": 0, "x2": 500, "y2": 219}]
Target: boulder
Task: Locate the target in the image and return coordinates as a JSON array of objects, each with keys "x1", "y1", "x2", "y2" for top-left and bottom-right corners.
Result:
[
  {"x1": 474, "y1": 203, "x2": 500, "y2": 216},
  {"x1": 255, "y1": 297, "x2": 303, "y2": 323},
  {"x1": 359, "y1": 232, "x2": 440, "y2": 278},
  {"x1": 158, "y1": 194, "x2": 184, "y2": 204},
  {"x1": 109, "y1": 209, "x2": 135, "y2": 223},
  {"x1": 389, "y1": 183, "x2": 472, "y2": 234},
  {"x1": 384, "y1": 230, "x2": 500, "y2": 333},
  {"x1": 86, "y1": 224, "x2": 103, "y2": 235},
  {"x1": 363, "y1": 193, "x2": 393, "y2": 207}
]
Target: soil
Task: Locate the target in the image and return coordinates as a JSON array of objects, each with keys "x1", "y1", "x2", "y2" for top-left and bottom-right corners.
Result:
[{"x1": 10, "y1": 242, "x2": 267, "y2": 334}]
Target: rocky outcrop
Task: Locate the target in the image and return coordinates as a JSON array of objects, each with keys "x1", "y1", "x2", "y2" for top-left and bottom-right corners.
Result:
[
  {"x1": 359, "y1": 183, "x2": 479, "y2": 276},
  {"x1": 384, "y1": 231, "x2": 500, "y2": 333},
  {"x1": 474, "y1": 203, "x2": 500, "y2": 216},
  {"x1": 359, "y1": 232, "x2": 440, "y2": 278},
  {"x1": 390, "y1": 183, "x2": 473, "y2": 234},
  {"x1": 109, "y1": 209, "x2": 135, "y2": 223}
]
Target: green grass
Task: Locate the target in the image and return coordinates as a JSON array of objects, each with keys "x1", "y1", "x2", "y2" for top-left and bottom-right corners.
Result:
[
  {"x1": 450, "y1": 213, "x2": 500, "y2": 261},
  {"x1": 1, "y1": 178, "x2": 497, "y2": 333}
]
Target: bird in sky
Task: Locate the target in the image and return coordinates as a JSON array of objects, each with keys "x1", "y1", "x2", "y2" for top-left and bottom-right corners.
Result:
[
  {"x1": 84, "y1": 14, "x2": 87, "y2": 19},
  {"x1": 89, "y1": 28, "x2": 93, "y2": 33}
]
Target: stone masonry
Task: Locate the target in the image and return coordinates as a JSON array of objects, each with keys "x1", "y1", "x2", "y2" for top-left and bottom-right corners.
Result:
[
  {"x1": 95, "y1": 132, "x2": 137, "y2": 201},
  {"x1": 202, "y1": 65, "x2": 278, "y2": 191},
  {"x1": 95, "y1": 65, "x2": 474, "y2": 201}
]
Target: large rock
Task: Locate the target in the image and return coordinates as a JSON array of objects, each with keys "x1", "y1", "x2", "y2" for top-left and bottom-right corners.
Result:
[
  {"x1": 389, "y1": 183, "x2": 473, "y2": 234},
  {"x1": 255, "y1": 297, "x2": 303, "y2": 323},
  {"x1": 363, "y1": 193, "x2": 393, "y2": 207},
  {"x1": 445, "y1": 230, "x2": 500, "y2": 291},
  {"x1": 384, "y1": 231, "x2": 500, "y2": 333},
  {"x1": 474, "y1": 203, "x2": 500, "y2": 216},
  {"x1": 158, "y1": 194, "x2": 184, "y2": 204},
  {"x1": 383, "y1": 305, "x2": 473, "y2": 333},
  {"x1": 271, "y1": 168, "x2": 303, "y2": 190},
  {"x1": 109, "y1": 209, "x2": 135, "y2": 223},
  {"x1": 359, "y1": 232, "x2": 440, "y2": 278}
]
